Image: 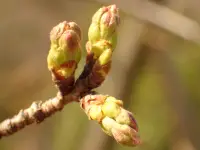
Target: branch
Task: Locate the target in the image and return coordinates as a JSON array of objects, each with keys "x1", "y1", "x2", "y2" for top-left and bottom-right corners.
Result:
[
  {"x1": 0, "y1": 77, "x2": 94, "y2": 139},
  {"x1": 0, "y1": 62, "x2": 104, "y2": 139},
  {"x1": 0, "y1": 93, "x2": 64, "y2": 138},
  {"x1": 0, "y1": 5, "x2": 113, "y2": 140},
  {"x1": 0, "y1": 5, "x2": 141, "y2": 147}
]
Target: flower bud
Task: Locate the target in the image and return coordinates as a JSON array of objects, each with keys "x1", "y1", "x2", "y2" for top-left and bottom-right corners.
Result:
[
  {"x1": 97, "y1": 48, "x2": 112, "y2": 66},
  {"x1": 47, "y1": 21, "x2": 81, "y2": 79},
  {"x1": 67, "y1": 22, "x2": 81, "y2": 40},
  {"x1": 81, "y1": 95, "x2": 140, "y2": 146},
  {"x1": 102, "y1": 97, "x2": 122, "y2": 118},
  {"x1": 88, "y1": 105, "x2": 103, "y2": 121},
  {"x1": 88, "y1": 40, "x2": 112, "y2": 59},
  {"x1": 101, "y1": 117, "x2": 116, "y2": 135},
  {"x1": 80, "y1": 95, "x2": 106, "y2": 121},
  {"x1": 102, "y1": 96, "x2": 139, "y2": 133},
  {"x1": 101, "y1": 117, "x2": 141, "y2": 146},
  {"x1": 116, "y1": 109, "x2": 139, "y2": 132},
  {"x1": 90, "y1": 48, "x2": 112, "y2": 80},
  {"x1": 111, "y1": 122, "x2": 141, "y2": 146},
  {"x1": 88, "y1": 5, "x2": 120, "y2": 48}
]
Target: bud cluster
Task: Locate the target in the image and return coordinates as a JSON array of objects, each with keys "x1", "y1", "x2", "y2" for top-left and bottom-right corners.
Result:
[
  {"x1": 46, "y1": 5, "x2": 141, "y2": 147},
  {"x1": 81, "y1": 95, "x2": 141, "y2": 146}
]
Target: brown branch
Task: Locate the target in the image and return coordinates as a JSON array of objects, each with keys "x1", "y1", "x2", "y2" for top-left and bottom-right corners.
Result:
[
  {"x1": 0, "y1": 54, "x2": 108, "y2": 139},
  {"x1": 0, "y1": 79, "x2": 95, "y2": 139},
  {"x1": 0, "y1": 93, "x2": 64, "y2": 138},
  {"x1": 0, "y1": 88, "x2": 98, "y2": 139},
  {"x1": 0, "y1": 5, "x2": 116, "y2": 139},
  {"x1": 0, "y1": 70, "x2": 86, "y2": 138}
]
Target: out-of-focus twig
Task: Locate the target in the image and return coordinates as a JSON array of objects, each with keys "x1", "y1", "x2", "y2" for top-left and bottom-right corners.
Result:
[{"x1": 154, "y1": 50, "x2": 200, "y2": 149}]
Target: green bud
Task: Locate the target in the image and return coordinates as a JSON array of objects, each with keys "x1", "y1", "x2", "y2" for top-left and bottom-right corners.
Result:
[
  {"x1": 111, "y1": 123, "x2": 141, "y2": 146},
  {"x1": 88, "y1": 5, "x2": 120, "y2": 48},
  {"x1": 105, "y1": 96, "x2": 123, "y2": 106},
  {"x1": 80, "y1": 94, "x2": 140, "y2": 147},
  {"x1": 47, "y1": 21, "x2": 81, "y2": 79},
  {"x1": 80, "y1": 95, "x2": 106, "y2": 121},
  {"x1": 67, "y1": 22, "x2": 81, "y2": 40},
  {"x1": 101, "y1": 116, "x2": 116, "y2": 135},
  {"x1": 98, "y1": 49, "x2": 112, "y2": 66},
  {"x1": 82, "y1": 5, "x2": 120, "y2": 89},
  {"x1": 101, "y1": 117, "x2": 141, "y2": 146},
  {"x1": 102, "y1": 97, "x2": 121, "y2": 118},
  {"x1": 87, "y1": 42, "x2": 112, "y2": 82},
  {"x1": 90, "y1": 40, "x2": 111, "y2": 59},
  {"x1": 116, "y1": 109, "x2": 139, "y2": 132},
  {"x1": 88, "y1": 105, "x2": 103, "y2": 121}
]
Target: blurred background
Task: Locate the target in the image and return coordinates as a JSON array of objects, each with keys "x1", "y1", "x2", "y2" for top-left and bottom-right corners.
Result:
[{"x1": 0, "y1": 0, "x2": 200, "y2": 150}]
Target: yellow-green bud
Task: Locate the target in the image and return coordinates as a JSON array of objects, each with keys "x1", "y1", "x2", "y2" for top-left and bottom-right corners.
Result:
[
  {"x1": 87, "y1": 40, "x2": 112, "y2": 59},
  {"x1": 101, "y1": 116, "x2": 116, "y2": 134},
  {"x1": 102, "y1": 97, "x2": 121, "y2": 118},
  {"x1": 116, "y1": 109, "x2": 139, "y2": 132},
  {"x1": 88, "y1": 105, "x2": 103, "y2": 121},
  {"x1": 97, "y1": 48, "x2": 112, "y2": 66},
  {"x1": 105, "y1": 96, "x2": 123, "y2": 106},
  {"x1": 89, "y1": 48, "x2": 112, "y2": 82},
  {"x1": 82, "y1": 5, "x2": 120, "y2": 88},
  {"x1": 81, "y1": 95, "x2": 140, "y2": 147},
  {"x1": 88, "y1": 5, "x2": 120, "y2": 48},
  {"x1": 111, "y1": 122, "x2": 141, "y2": 146},
  {"x1": 67, "y1": 22, "x2": 81, "y2": 40},
  {"x1": 47, "y1": 21, "x2": 81, "y2": 79},
  {"x1": 80, "y1": 95, "x2": 106, "y2": 121},
  {"x1": 101, "y1": 117, "x2": 141, "y2": 146}
]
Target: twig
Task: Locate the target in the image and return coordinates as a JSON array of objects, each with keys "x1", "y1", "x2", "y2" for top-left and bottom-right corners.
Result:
[
  {"x1": 0, "y1": 5, "x2": 141, "y2": 147},
  {"x1": 0, "y1": 40, "x2": 110, "y2": 139},
  {"x1": 0, "y1": 93, "x2": 64, "y2": 138},
  {"x1": 0, "y1": 62, "x2": 104, "y2": 139}
]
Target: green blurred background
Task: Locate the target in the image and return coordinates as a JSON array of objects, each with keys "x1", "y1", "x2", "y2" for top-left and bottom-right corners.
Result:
[{"x1": 0, "y1": 0, "x2": 200, "y2": 150}]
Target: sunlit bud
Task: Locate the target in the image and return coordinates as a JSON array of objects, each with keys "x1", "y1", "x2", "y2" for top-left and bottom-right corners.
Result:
[
  {"x1": 116, "y1": 109, "x2": 139, "y2": 132},
  {"x1": 47, "y1": 21, "x2": 81, "y2": 79},
  {"x1": 88, "y1": 5, "x2": 120, "y2": 48},
  {"x1": 101, "y1": 117, "x2": 141, "y2": 146},
  {"x1": 102, "y1": 97, "x2": 122, "y2": 118}
]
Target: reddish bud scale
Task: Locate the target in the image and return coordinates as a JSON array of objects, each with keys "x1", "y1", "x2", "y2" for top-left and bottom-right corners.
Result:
[
  {"x1": 101, "y1": 5, "x2": 120, "y2": 28},
  {"x1": 60, "y1": 60, "x2": 77, "y2": 69},
  {"x1": 128, "y1": 112, "x2": 139, "y2": 132},
  {"x1": 68, "y1": 22, "x2": 81, "y2": 40},
  {"x1": 65, "y1": 32, "x2": 79, "y2": 50},
  {"x1": 51, "y1": 60, "x2": 77, "y2": 80},
  {"x1": 102, "y1": 11, "x2": 112, "y2": 26},
  {"x1": 88, "y1": 62, "x2": 111, "y2": 88},
  {"x1": 81, "y1": 95, "x2": 105, "y2": 110}
]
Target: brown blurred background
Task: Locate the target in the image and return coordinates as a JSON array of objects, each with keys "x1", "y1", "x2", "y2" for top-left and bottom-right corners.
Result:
[{"x1": 0, "y1": 0, "x2": 200, "y2": 150}]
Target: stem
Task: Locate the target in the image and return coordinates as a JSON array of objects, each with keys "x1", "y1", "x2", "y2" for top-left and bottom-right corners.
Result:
[
  {"x1": 0, "y1": 92, "x2": 70, "y2": 138},
  {"x1": 0, "y1": 54, "x2": 103, "y2": 139}
]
